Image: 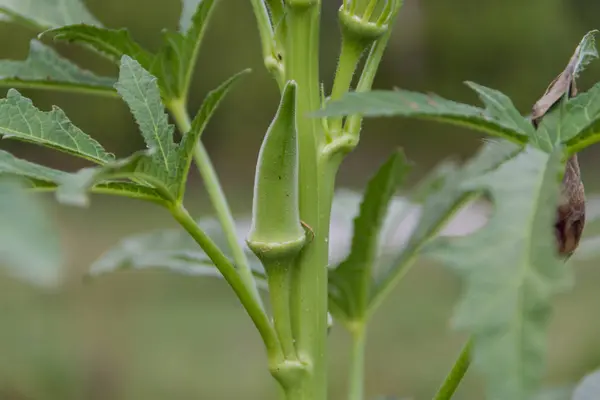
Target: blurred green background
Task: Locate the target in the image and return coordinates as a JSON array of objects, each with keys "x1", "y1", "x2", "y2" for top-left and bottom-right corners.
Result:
[{"x1": 1, "y1": 0, "x2": 600, "y2": 398}]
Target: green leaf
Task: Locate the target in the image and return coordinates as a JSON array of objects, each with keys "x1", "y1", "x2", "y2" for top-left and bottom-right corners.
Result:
[
  {"x1": 372, "y1": 139, "x2": 523, "y2": 302},
  {"x1": 115, "y1": 55, "x2": 178, "y2": 191},
  {"x1": 0, "y1": 149, "x2": 168, "y2": 204},
  {"x1": 0, "y1": 177, "x2": 64, "y2": 288},
  {"x1": 0, "y1": 89, "x2": 114, "y2": 163},
  {"x1": 329, "y1": 150, "x2": 411, "y2": 320},
  {"x1": 175, "y1": 69, "x2": 250, "y2": 198},
  {"x1": 465, "y1": 81, "x2": 535, "y2": 137},
  {"x1": 559, "y1": 82, "x2": 600, "y2": 141},
  {"x1": 563, "y1": 82, "x2": 600, "y2": 153},
  {"x1": 315, "y1": 89, "x2": 529, "y2": 144},
  {"x1": 88, "y1": 217, "x2": 267, "y2": 288},
  {"x1": 424, "y1": 146, "x2": 569, "y2": 400},
  {"x1": 55, "y1": 149, "x2": 174, "y2": 206},
  {"x1": 0, "y1": 148, "x2": 65, "y2": 184},
  {"x1": 0, "y1": 39, "x2": 116, "y2": 94},
  {"x1": 90, "y1": 181, "x2": 169, "y2": 204},
  {"x1": 572, "y1": 370, "x2": 600, "y2": 400},
  {"x1": 151, "y1": 0, "x2": 218, "y2": 99},
  {"x1": 42, "y1": 24, "x2": 154, "y2": 69},
  {"x1": 0, "y1": 0, "x2": 101, "y2": 30}
]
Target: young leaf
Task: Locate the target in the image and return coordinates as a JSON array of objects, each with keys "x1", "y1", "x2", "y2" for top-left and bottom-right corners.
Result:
[
  {"x1": 151, "y1": 0, "x2": 218, "y2": 99},
  {"x1": 0, "y1": 177, "x2": 64, "y2": 288},
  {"x1": 0, "y1": 89, "x2": 114, "y2": 163},
  {"x1": 115, "y1": 55, "x2": 178, "y2": 190},
  {"x1": 88, "y1": 218, "x2": 266, "y2": 288},
  {"x1": 0, "y1": 39, "x2": 116, "y2": 94},
  {"x1": 329, "y1": 150, "x2": 411, "y2": 320},
  {"x1": 465, "y1": 81, "x2": 535, "y2": 137},
  {"x1": 315, "y1": 89, "x2": 529, "y2": 144},
  {"x1": 0, "y1": 0, "x2": 101, "y2": 29},
  {"x1": 175, "y1": 68, "x2": 250, "y2": 198},
  {"x1": 371, "y1": 139, "x2": 523, "y2": 310},
  {"x1": 41, "y1": 24, "x2": 154, "y2": 69},
  {"x1": 424, "y1": 147, "x2": 569, "y2": 400}
]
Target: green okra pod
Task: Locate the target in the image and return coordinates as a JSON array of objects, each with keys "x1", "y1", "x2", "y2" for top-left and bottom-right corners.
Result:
[
  {"x1": 247, "y1": 80, "x2": 307, "y2": 363},
  {"x1": 247, "y1": 80, "x2": 306, "y2": 261}
]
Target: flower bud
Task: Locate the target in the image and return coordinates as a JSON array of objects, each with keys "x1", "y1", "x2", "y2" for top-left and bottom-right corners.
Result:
[{"x1": 339, "y1": 0, "x2": 401, "y2": 44}]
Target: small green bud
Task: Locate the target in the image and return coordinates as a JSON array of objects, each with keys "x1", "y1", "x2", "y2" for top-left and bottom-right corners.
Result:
[
  {"x1": 247, "y1": 80, "x2": 306, "y2": 263},
  {"x1": 339, "y1": 0, "x2": 402, "y2": 43}
]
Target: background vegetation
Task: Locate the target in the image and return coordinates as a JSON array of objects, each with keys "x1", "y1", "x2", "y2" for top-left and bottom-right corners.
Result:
[{"x1": 1, "y1": 0, "x2": 600, "y2": 398}]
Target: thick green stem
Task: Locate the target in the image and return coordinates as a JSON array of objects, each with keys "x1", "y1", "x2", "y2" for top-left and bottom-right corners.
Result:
[
  {"x1": 169, "y1": 203, "x2": 282, "y2": 362},
  {"x1": 432, "y1": 339, "x2": 472, "y2": 400},
  {"x1": 284, "y1": 2, "x2": 333, "y2": 399},
  {"x1": 347, "y1": 323, "x2": 367, "y2": 400},
  {"x1": 168, "y1": 100, "x2": 265, "y2": 310},
  {"x1": 267, "y1": 261, "x2": 298, "y2": 360}
]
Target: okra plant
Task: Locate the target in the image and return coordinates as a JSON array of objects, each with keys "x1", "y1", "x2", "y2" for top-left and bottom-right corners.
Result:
[{"x1": 2, "y1": 0, "x2": 600, "y2": 399}]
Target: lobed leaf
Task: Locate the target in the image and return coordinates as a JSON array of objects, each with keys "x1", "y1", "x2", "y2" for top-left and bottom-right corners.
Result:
[
  {"x1": 372, "y1": 139, "x2": 523, "y2": 305},
  {"x1": 115, "y1": 55, "x2": 178, "y2": 191},
  {"x1": 42, "y1": 24, "x2": 154, "y2": 69},
  {"x1": 151, "y1": 0, "x2": 218, "y2": 99},
  {"x1": 0, "y1": 177, "x2": 64, "y2": 288},
  {"x1": 0, "y1": 39, "x2": 116, "y2": 94},
  {"x1": 466, "y1": 81, "x2": 535, "y2": 138},
  {"x1": 329, "y1": 150, "x2": 411, "y2": 320},
  {"x1": 315, "y1": 89, "x2": 529, "y2": 144},
  {"x1": 0, "y1": 149, "x2": 168, "y2": 204},
  {"x1": 0, "y1": 0, "x2": 101, "y2": 30},
  {"x1": 88, "y1": 217, "x2": 267, "y2": 289},
  {"x1": 0, "y1": 89, "x2": 114, "y2": 163},
  {"x1": 424, "y1": 146, "x2": 569, "y2": 400},
  {"x1": 175, "y1": 68, "x2": 250, "y2": 198},
  {"x1": 563, "y1": 82, "x2": 600, "y2": 154},
  {"x1": 0, "y1": 148, "x2": 65, "y2": 185},
  {"x1": 55, "y1": 149, "x2": 174, "y2": 206}
]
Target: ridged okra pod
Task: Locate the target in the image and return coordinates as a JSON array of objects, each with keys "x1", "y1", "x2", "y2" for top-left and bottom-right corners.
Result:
[{"x1": 247, "y1": 80, "x2": 307, "y2": 363}]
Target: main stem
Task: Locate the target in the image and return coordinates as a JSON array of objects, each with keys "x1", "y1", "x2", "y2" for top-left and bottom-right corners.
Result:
[
  {"x1": 432, "y1": 339, "x2": 472, "y2": 400},
  {"x1": 285, "y1": 2, "x2": 335, "y2": 399}
]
